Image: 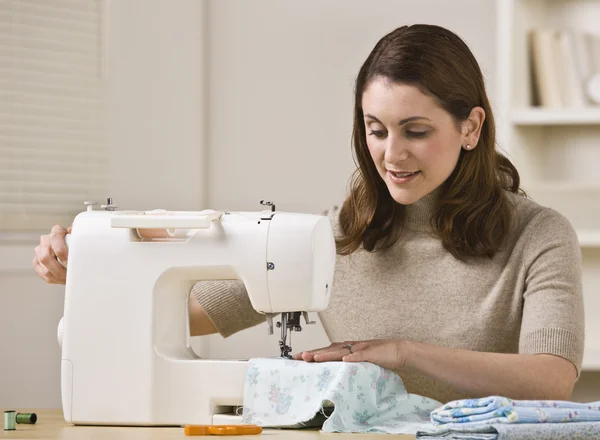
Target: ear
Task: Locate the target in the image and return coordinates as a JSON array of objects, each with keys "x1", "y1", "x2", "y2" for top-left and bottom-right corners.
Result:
[{"x1": 461, "y1": 106, "x2": 485, "y2": 151}]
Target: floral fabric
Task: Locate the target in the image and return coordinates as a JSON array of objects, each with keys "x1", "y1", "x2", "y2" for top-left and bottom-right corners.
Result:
[{"x1": 241, "y1": 357, "x2": 442, "y2": 434}]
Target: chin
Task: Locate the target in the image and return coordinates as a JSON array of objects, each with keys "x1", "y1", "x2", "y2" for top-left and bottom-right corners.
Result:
[
  {"x1": 386, "y1": 183, "x2": 429, "y2": 205},
  {"x1": 391, "y1": 194, "x2": 423, "y2": 205}
]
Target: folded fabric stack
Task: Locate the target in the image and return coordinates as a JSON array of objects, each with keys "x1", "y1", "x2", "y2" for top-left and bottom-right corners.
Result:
[{"x1": 416, "y1": 395, "x2": 600, "y2": 440}]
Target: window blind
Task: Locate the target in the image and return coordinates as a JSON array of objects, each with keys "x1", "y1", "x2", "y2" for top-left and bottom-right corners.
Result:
[{"x1": 0, "y1": 0, "x2": 108, "y2": 232}]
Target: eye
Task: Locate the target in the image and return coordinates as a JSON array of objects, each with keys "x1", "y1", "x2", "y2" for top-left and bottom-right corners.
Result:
[
  {"x1": 368, "y1": 130, "x2": 387, "y2": 139},
  {"x1": 406, "y1": 130, "x2": 428, "y2": 139}
]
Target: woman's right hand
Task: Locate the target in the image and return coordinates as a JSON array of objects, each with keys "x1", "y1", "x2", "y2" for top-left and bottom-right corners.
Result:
[{"x1": 33, "y1": 225, "x2": 72, "y2": 284}]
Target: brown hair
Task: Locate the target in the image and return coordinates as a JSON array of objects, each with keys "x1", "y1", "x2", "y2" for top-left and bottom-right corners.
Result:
[{"x1": 337, "y1": 24, "x2": 522, "y2": 260}]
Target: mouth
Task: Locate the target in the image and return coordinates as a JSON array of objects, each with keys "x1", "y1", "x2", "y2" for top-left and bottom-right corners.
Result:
[
  {"x1": 387, "y1": 170, "x2": 421, "y2": 183},
  {"x1": 389, "y1": 170, "x2": 419, "y2": 178}
]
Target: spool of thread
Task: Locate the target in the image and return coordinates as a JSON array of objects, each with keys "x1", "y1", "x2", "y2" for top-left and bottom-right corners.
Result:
[
  {"x1": 4, "y1": 410, "x2": 16, "y2": 431},
  {"x1": 16, "y1": 413, "x2": 37, "y2": 424}
]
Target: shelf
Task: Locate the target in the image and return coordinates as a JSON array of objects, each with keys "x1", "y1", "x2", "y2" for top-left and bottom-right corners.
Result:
[
  {"x1": 521, "y1": 184, "x2": 600, "y2": 248},
  {"x1": 511, "y1": 108, "x2": 600, "y2": 125},
  {"x1": 583, "y1": 349, "x2": 600, "y2": 371},
  {"x1": 578, "y1": 230, "x2": 600, "y2": 248},
  {"x1": 524, "y1": 182, "x2": 600, "y2": 192}
]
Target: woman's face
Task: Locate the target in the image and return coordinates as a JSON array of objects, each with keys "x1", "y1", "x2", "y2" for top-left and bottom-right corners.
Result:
[{"x1": 362, "y1": 78, "x2": 470, "y2": 205}]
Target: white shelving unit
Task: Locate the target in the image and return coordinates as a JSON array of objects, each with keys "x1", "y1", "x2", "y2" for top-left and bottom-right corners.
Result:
[
  {"x1": 512, "y1": 107, "x2": 600, "y2": 125},
  {"x1": 583, "y1": 350, "x2": 600, "y2": 370},
  {"x1": 578, "y1": 230, "x2": 600, "y2": 247},
  {"x1": 496, "y1": 0, "x2": 600, "y2": 372}
]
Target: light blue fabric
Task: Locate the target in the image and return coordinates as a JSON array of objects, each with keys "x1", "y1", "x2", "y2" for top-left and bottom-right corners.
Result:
[
  {"x1": 431, "y1": 396, "x2": 600, "y2": 425},
  {"x1": 416, "y1": 421, "x2": 600, "y2": 439},
  {"x1": 417, "y1": 396, "x2": 600, "y2": 439},
  {"x1": 241, "y1": 357, "x2": 442, "y2": 434}
]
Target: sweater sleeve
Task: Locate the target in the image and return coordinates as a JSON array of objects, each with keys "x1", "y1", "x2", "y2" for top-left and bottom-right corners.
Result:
[
  {"x1": 519, "y1": 208, "x2": 585, "y2": 375},
  {"x1": 191, "y1": 280, "x2": 266, "y2": 338}
]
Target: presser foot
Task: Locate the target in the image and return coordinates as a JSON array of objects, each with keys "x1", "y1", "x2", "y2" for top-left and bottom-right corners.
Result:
[
  {"x1": 277, "y1": 312, "x2": 298, "y2": 358},
  {"x1": 275, "y1": 311, "x2": 315, "y2": 359},
  {"x1": 279, "y1": 340, "x2": 293, "y2": 359}
]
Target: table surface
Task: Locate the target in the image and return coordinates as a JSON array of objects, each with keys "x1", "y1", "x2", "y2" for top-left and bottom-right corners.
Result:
[{"x1": 1, "y1": 409, "x2": 416, "y2": 439}]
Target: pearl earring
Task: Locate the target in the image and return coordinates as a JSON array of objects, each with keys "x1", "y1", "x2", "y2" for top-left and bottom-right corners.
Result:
[{"x1": 465, "y1": 144, "x2": 472, "y2": 150}]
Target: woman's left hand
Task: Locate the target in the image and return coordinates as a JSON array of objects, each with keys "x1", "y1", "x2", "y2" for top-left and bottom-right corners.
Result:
[{"x1": 293, "y1": 339, "x2": 408, "y2": 370}]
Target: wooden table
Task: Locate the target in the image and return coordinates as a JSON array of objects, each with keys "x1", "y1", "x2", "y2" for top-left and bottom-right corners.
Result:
[{"x1": 1, "y1": 409, "x2": 416, "y2": 439}]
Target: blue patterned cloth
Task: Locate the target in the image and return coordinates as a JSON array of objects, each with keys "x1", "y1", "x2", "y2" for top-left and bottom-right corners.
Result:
[
  {"x1": 431, "y1": 396, "x2": 600, "y2": 425},
  {"x1": 241, "y1": 357, "x2": 442, "y2": 434},
  {"x1": 416, "y1": 396, "x2": 600, "y2": 439},
  {"x1": 416, "y1": 422, "x2": 600, "y2": 439}
]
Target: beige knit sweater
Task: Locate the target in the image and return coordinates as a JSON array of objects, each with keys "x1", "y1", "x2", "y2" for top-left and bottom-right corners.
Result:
[{"x1": 192, "y1": 190, "x2": 585, "y2": 403}]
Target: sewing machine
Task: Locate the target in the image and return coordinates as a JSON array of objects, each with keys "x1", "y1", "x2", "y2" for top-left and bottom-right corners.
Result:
[{"x1": 58, "y1": 198, "x2": 336, "y2": 426}]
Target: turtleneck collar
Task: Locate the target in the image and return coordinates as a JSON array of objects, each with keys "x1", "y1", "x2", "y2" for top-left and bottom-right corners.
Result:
[{"x1": 403, "y1": 187, "x2": 441, "y2": 231}]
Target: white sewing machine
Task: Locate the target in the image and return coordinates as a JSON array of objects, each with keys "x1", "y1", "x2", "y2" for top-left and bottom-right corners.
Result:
[{"x1": 58, "y1": 198, "x2": 336, "y2": 426}]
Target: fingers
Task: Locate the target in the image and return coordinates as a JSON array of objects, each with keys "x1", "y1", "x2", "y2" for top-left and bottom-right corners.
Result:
[
  {"x1": 295, "y1": 341, "x2": 363, "y2": 362},
  {"x1": 294, "y1": 345, "x2": 333, "y2": 361},
  {"x1": 342, "y1": 348, "x2": 370, "y2": 363},
  {"x1": 35, "y1": 237, "x2": 67, "y2": 282},
  {"x1": 342, "y1": 340, "x2": 404, "y2": 370},
  {"x1": 32, "y1": 253, "x2": 62, "y2": 284},
  {"x1": 33, "y1": 226, "x2": 69, "y2": 285},
  {"x1": 293, "y1": 343, "x2": 340, "y2": 361},
  {"x1": 312, "y1": 347, "x2": 354, "y2": 362},
  {"x1": 295, "y1": 339, "x2": 402, "y2": 369},
  {"x1": 50, "y1": 225, "x2": 69, "y2": 265}
]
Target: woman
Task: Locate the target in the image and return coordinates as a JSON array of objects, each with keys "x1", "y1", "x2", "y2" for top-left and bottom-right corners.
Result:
[{"x1": 34, "y1": 24, "x2": 584, "y2": 404}]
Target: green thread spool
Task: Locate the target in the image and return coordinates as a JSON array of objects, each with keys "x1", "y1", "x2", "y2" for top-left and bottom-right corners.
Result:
[
  {"x1": 16, "y1": 413, "x2": 37, "y2": 424},
  {"x1": 4, "y1": 410, "x2": 16, "y2": 431}
]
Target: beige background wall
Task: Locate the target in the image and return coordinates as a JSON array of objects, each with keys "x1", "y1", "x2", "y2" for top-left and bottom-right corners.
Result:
[
  {"x1": 1, "y1": 0, "x2": 598, "y2": 409},
  {"x1": 206, "y1": 0, "x2": 497, "y2": 214},
  {"x1": 0, "y1": 0, "x2": 207, "y2": 408}
]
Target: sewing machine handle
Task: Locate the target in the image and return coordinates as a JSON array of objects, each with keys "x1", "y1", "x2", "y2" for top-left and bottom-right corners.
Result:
[{"x1": 110, "y1": 210, "x2": 224, "y2": 230}]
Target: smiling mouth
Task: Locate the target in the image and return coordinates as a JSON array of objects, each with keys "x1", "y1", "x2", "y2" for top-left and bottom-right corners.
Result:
[{"x1": 389, "y1": 171, "x2": 419, "y2": 178}]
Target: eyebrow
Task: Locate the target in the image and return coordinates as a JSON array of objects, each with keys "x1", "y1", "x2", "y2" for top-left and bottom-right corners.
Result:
[{"x1": 364, "y1": 114, "x2": 431, "y2": 125}]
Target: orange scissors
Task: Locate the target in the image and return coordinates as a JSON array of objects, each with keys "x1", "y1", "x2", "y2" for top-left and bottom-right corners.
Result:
[{"x1": 184, "y1": 424, "x2": 262, "y2": 436}]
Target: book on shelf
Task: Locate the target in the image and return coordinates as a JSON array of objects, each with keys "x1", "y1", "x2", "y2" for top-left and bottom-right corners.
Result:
[{"x1": 528, "y1": 28, "x2": 600, "y2": 108}]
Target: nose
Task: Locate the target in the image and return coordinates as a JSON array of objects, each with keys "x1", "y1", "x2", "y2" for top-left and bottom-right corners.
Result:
[{"x1": 383, "y1": 135, "x2": 410, "y2": 163}]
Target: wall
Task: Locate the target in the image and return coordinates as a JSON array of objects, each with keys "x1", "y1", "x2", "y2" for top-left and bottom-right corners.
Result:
[
  {"x1": 206, "y1": 0, "x2": 497, "y2": 214},
  {"x1": 105, "y1": 0, "x2": 207, "y2": 211},
  {"x1": 0, "y1": 241, "x2": 65, "y2": 408},
  {"x1": 0, "y1": 0, "x2": 207, "y2": 408}
]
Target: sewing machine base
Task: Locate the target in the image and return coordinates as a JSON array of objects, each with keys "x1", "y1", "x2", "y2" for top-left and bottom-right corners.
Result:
[
  {"x1": 69, "y1": 414, "x2": 246, "y2": 427},
  {"x1": 64, "y1": 359, "x2": 250, "y2": 427}
]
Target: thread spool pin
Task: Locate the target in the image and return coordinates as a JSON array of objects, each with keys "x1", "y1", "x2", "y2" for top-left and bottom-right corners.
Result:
[
  {"x1": 84, "y1": 200, "x2": 97, "y2": 212},
  {"x1": 101, "y1": 197, "x2": 118, "y2": 211}
]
